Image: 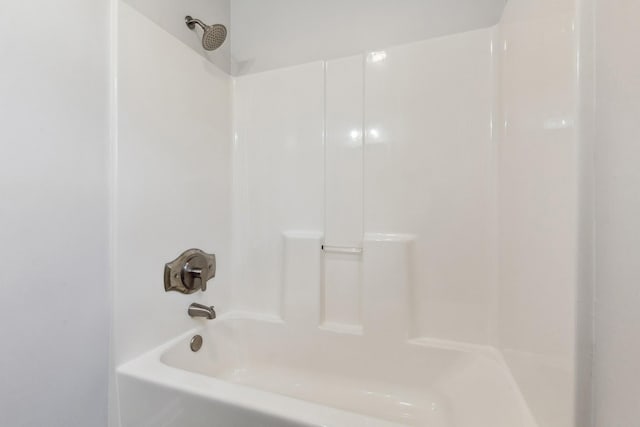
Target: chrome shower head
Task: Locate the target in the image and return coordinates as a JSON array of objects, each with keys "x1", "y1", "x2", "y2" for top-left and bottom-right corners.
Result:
[{"x1": 185, "y1": 16, "x2": 227, "y2": 51}]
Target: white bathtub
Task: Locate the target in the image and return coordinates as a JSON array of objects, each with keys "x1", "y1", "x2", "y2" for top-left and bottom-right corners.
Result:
[{"x1": 117, "y1": 314, "x2": 537, "y2": 427}]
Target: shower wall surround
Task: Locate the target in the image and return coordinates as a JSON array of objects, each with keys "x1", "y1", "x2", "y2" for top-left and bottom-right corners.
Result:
[
  {"x1": 231, "y1": 62, "x2": 325, "y2": 315},
  {"x1": 113, "y1": 0, "x2": 232, "y2": 368},
  {"x1": 232, "y1": 29, "x2": 497, "y2": 341},
  {"x1": 111, "y1": 0, "x2": 591, "y2": 426},
  {"x1": 364, "y1": 32, "x2": 497, "y2": 343},
  {"x1": 110, "y1": 3, "x2": 232, "y2": 425},
  {"x1": 230, "y1": 1, "x2": 585, "y2": 426},
  {"x1": 497, "y1": 0, "x2": 583, "y2": 425}
]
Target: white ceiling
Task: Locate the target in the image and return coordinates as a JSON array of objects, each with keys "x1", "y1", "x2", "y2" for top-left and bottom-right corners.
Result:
[
  {"x1": 123, "y1": 0, "x2": 508, "y2": 76},
  {"x1": 230, "y1": 0, "x2": 508, "y2": 75}
]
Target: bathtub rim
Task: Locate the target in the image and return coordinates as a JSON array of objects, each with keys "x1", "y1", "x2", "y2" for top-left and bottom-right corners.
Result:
[
  {"x1": 116, "y1": 311, "x2": 536, "y2": 427},
  {"x1": 117, "y1": 317, "x2": 411, "y2": 427}
]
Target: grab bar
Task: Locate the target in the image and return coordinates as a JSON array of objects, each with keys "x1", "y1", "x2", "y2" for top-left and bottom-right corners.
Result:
[{"x1": 321, "y1": 245, "x2": 363, "y2": 254}]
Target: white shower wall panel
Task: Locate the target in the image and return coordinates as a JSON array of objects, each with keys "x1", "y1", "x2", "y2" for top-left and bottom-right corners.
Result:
[
  {"x1": 323, "y1": 55, "x2": 365, "y2": 330},
  {"x1": 114, "y1": 2, "x2": 233, "y2": 366},
  {"x1": 232, "y1": 29, "x2": 498, "y2": 345},
  {"x1": 364, "y1": 29, "x2": 498, "y2": 344},
  {"x1": 232, "y1": 63, "x2": 325, "y2": 315},
  {"x1": 230, "y1": 18, "x2": 584, "y2": 425},
  {"x1": 497, "y1": 0, "x2": 580, "y2": 424},
  {"x1": 325, "y1": 56, "x2": 364, "y2": 249}
]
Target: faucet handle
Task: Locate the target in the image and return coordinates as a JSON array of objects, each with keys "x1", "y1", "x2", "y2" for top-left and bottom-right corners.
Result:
[
  {"x1": 164, "y1": 249, "x2": 216, "y2": 294},
  {"x1": 183, "y1": 261, "x2": 206, "y2": 292}
]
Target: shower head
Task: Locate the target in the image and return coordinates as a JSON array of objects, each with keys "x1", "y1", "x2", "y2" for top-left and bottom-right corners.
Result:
[{"x1": 185, "y1": 16, "x2": 227, "y2": 51}]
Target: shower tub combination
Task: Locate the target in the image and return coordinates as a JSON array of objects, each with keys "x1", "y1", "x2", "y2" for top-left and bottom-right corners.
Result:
[
  {"x1": 117, "y1": 314, "x2": 536, "y2": 427},
  {"x1": 114, "y1": 0, "x2": 582, "y2": 424}
]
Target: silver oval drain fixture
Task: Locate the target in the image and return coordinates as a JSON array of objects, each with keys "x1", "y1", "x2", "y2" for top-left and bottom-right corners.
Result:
[{"x1": 190, "y1": 334, "x2": 203, "y2": 352}]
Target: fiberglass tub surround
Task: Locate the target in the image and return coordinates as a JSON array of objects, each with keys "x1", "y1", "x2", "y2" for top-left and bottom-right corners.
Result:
[{"x1": 115, "y1": 0, "x2": 586, "y2": 426}]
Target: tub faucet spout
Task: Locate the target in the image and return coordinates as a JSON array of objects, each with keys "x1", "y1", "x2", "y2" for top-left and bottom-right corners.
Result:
[{"x1": 188, "y1": 303, "x2": 216, "y2": 320}]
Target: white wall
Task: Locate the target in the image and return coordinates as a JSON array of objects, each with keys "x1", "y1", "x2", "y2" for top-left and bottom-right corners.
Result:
[
  {"x1": 594, "y1": 0, "x2": 640, "y2": 424},
  {"x1": 0, "y1": 1, "x2": 110, "y2": 426}
]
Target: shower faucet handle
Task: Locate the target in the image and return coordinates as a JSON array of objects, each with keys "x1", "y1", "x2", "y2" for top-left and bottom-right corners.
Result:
[
  {"x1": 183, "y1": 260, "x2": 207, "y2": 292},
  {"x1": 164, "y1": 249, "x2": 216, "y2": 294}
]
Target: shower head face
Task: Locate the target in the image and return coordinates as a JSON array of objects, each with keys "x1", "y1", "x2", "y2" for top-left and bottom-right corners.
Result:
[
  {"x1": 202, "y1": 24, "x2": 227, "y2": 51},
  {"x1": 185, "y1": 16, "x2": 227, "y2": 51}
]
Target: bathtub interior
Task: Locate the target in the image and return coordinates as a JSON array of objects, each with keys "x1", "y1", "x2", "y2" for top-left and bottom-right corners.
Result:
[{"x1": 157, "y1": 318, "x2": 536, "y2": 427}]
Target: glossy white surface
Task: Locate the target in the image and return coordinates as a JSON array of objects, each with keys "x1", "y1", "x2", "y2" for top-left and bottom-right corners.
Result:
[
  {"x1": 231, "y1": 62, "x2": 324, "y2": 315},
  {"x1": 325, "y1": 55, "x2": 364, "y2": 249},
  {"x1": 282, "y1": 232, "x2": 323, "y2": 327},
  {"x1": 230, "y1": 0, "x2": 507, "y2": 75},
  {"x1": 322, "y1": 56, "x2": 364, "y2": 330},
  {"x1": 118, "y1": 315, "x2": 536, "y2": 427},
  {"x1": 0, "y1": 1, "x2": 110, "y2": 425},
  {"x1": 322, "y1": 252, "x2": 363, "y2": 330},
  {"x1": 323, "y1": 55, "x2": 365, "y2": 330},
  {"x1": 575, "y1": 1, "x2": 595, "y2": 425},
  {"x1": 594, "y1": 0, "x2": 640, "y2": 425},
  {"x1": 231, "y1": 30, "x2": 497, "y2": 343},
  {"x1": 224, "y1": 19, "x2": 587, "y2": 425},
  {"x1": 497, "y1": 0, "x2": 581, "y2": 425},
  {"x1": 113, "y1": 1, "x2": 232, "y2": 366},
  {"x1": 111, "y1": 6, "x2": 233, "y2": 424},
  {"x1": 365, "y1": 29, "x2": 497, "y2": 344}
]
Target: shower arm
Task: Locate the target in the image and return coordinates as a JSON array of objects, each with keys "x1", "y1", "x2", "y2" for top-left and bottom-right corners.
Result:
[{"x1": 185, "y1": 16, "x2": 206, "y2": 31}]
